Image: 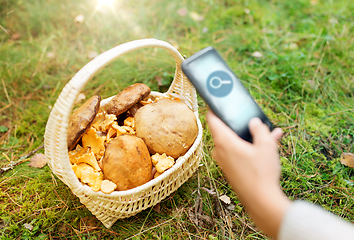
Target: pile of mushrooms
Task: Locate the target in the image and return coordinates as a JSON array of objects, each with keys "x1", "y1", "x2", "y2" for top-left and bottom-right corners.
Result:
[{"x1": 67, "y1": 83, "x2": 199, "y2": 193}]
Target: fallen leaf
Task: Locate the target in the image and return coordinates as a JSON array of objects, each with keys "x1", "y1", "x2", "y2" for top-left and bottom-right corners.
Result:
[
  {"x1": 177, "y1": 7, "x2": 188, "y2": 17},
  {"x1": 227, "y1": 203, "x2": 235, "y2": 211},
  {"x1": 155, "y1": 76, "x2": 163, "y2": 86},
  {"x1": 88, "y1": 51, "x2": 99, "y2": 59},
  {"x1": 153, "y1": 203, "x2": 161, "y2": 213},
  {"x1": 11, "y1": 33, "x2": 20, "y2": 40},
  {"x1": 252, "y1": 51, "x2": 263, "y2": 58},
  {"x1": 329, "y1": 18, "x2": 338, "y2": 25},
  {"x1": 80, "y1": 216, "x2": 99, "y2": 232},
  {"x1": 288, "y1": 43, "x2": 298, "y2": 50},
  {"x1": 201, "y1": 187, "x2": 216, "y2": 196},
  {"x1": 190, "y1": 12, "x2": 204, "y2": 22},
  {"x1": 307, "y1": 80, "x2": 317, "y2": 89},
  {"x1": 74, "y1": 14, "x2": 85, "y2": 24},
  {"x1": 310, "y1": 0, "x2": 318, "y2": 5},
  {"x1": 24, "y1": 223, "x2": 33, "y2": 231},
  {"x1": 46, "y1": 52, "x2": 55, "y2": 59},
  {"x1": 28, "y1": 153, "x2": 47, "y2": 168},
  {"x1": 340, "y1": 153, "x2": 354, "y2": 168},
  {"x1": 313, "y1": 51, "x2": 321, "y2": 59},
  {"x1": 219, "y1": 195, "x2": 231, "y2": 204},
  {"x1": 300, "y1": 173, "x2": 317, "y2": 178}
]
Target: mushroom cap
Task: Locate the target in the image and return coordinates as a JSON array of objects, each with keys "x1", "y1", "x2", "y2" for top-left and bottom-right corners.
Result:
[
  {"x1": 106, "y1": 83, "x2": 151, "y2": 116},
  {"x1": 135, "y1": 99, "x2": 199, "y2": 159},
  {"x1": 102, "y1": 134, "x2": 152, "y2": 191},
  {"x1": 68, "y1": 146, "x2": 101, "y2": 171},
  {"x1": 81, "y1": 127, "x2": 106, "y2": 160},
  {"x1": 151, "y1": 153, "x2": 175, "y2": 173},
  {"x1": 100, "y1": 180, "x2": 117, "y2": 194},
  {"x1": 72, "y1": 163, "x2": 104, "y2": 192},
  {"x1": 67, "y1": 95, "x2": 101, "y2": 150}
]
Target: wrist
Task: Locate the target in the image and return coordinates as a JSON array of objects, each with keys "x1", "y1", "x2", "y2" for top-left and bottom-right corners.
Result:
[{"x1": 240, "y1": 183, "x2": 291, "y2": 238}]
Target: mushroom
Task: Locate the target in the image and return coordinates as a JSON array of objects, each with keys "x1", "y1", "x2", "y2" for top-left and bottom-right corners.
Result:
[
  {"x1": 123, "y1": 116, "x2": 135, "y2": 130},
  {"x1": 100, "y1": 180, "x2": 117, "y2": 194},
  {"x1": 81, "y1": 127, "x2": 106, "y2": 160},
  {"x1": 106, "y1": 83, "x2": 151, "y2": 117},
  {"x1": 67, "y1": 95, "x2": 101, "y2": 150},
  {"x1": 135, "y1": 98, "x2": 199, "y2": 159},
  {"x1": 151, "y1": 153, "x2": 175, "y2": 173},
  {"x1": 68, "y1": 146, "x2": 101, "y2": 171},
  {"x1": 101, "y1": 134, "x2": 152, "y2": 191},
  {"x1": 150, "y1": 166, "x2": 157, "y2": 180},
  {"x1": 91, "y1": 111, "x2": 105, "y2": 130},
  {"x1": 154, "y1": 171, "x2": 162, "y2": 179},
  {"x1": 72, "y1": 163, "x2": 104, "y2": 192},
  {"x1": 91, "y1": 111, "x2": 117, "y2": 132},
  {"x1": 106, "y1": 122, "x2": 135, "y2": 143}
]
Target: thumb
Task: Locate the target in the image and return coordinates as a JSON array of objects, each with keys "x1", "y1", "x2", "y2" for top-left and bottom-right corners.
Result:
[
  {"x1": 206, "y1": 110, "x2": 250, "y2": 150},
  {"x1": 271, "y1": 128, "x2": 283, "y2": 141},
  {"x1": 249, "y1": 118, "x2": 271, "y2": 145}
]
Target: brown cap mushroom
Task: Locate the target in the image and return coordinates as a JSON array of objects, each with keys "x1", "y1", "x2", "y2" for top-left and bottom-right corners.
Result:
[
  {"x1": 106, "y1": 83, "x2": 151, "y2": 117},
  {"x1": 101, "y1": 134, "x2": 152, "y2": 191},
  {"x1": 67, "y1": 95, "x2": 101, "y2": 150},
  {"x1": 135, "y1": 98, "x2": 198, "y2": 159}
]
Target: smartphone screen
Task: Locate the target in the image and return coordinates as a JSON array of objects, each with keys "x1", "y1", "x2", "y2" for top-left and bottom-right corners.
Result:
[{"x1": 181, "y1": 47, "x2": 273, "y2": 142}]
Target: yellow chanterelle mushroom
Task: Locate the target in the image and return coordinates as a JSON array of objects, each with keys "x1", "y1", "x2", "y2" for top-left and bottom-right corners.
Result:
[
  {"x1": 81, "y1": 127, "x2": 106, "y2": 160},
  {"x1": 151, "y1": 153, "x2": 175, "y2": 173},
  {"x1": 68, "y1": 146, "x2": 101, "y2": 171},
  {"x1": 72, "y1": 163, "x2": 103, "y2": 192}
]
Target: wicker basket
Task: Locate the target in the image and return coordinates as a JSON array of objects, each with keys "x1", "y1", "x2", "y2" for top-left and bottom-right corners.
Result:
[{"x1": 44, "y1": 39, "x2": 203, "y2": 228}]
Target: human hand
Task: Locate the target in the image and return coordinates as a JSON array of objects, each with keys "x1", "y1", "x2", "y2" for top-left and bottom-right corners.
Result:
[
  {"x1": 206, "y1": 110, "x2": 282, "y2": 196},
  {"x1": 206, "y1": 110, "x2": 290, "y2": 238}
]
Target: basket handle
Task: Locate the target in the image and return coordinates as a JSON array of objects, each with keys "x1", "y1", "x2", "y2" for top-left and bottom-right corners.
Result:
[
  {"x1": 72, "y1": 38, "x2": 197, "y2": 112},
  {"x1": 44, "y1": 39, "x2": 198, "y2": 192}
]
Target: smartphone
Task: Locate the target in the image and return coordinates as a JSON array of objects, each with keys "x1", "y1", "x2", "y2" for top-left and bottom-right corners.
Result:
[{"x1": 181, "y1": 46, "x2": 273, "y2": 142}]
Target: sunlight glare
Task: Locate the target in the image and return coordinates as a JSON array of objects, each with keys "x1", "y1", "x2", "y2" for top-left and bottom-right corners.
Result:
[{"x1": 96, "y1": 0, "x2": 115, "y2": 9}]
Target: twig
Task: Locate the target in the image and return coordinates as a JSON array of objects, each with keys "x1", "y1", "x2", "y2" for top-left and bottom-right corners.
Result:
[
  {"x1": 0, "y1": 144, "x2": 44, "y2": 174},
  {"x1": 0, "y1": 102, "x2": 13, "y2": 114},
  {"x1": 5, "y1": 192, "x2": 22, "y2": 207},
  {"x1": 1, "y1": 79, "x2": 12, "y2": 104},
  {"x1": 0, "y1": 144, "x2": 26, "y2": 151},
  {"x1": 328, "y1": 108, "x2": 354, "y2": 116},
  {"x1": 0, "y1": 24, "x2": 10, "y2": 35}
]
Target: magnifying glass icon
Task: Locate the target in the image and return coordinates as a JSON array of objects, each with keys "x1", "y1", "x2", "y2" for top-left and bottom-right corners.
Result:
[{"x1": 209, "y1": 76, "x2": 232, "y2": 89}]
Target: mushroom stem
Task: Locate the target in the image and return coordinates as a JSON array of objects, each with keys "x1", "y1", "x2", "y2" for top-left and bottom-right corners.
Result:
[{"x1": 128, "y1": 103, "x2": 142, "y2": 117}]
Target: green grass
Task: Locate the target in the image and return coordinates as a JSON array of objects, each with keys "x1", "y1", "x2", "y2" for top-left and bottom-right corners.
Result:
[{"x1": 1, "y1": 0, "x2": 354, "y2": 239}]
